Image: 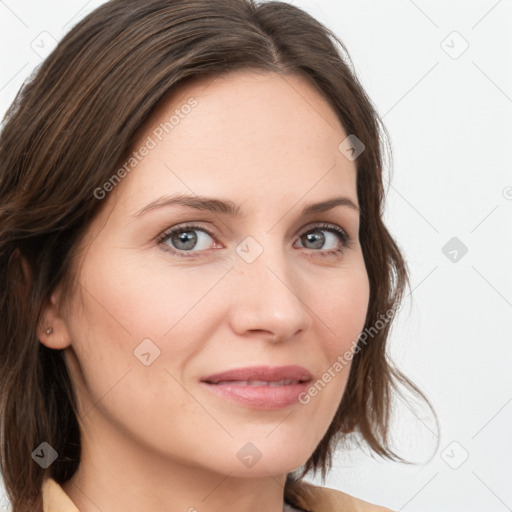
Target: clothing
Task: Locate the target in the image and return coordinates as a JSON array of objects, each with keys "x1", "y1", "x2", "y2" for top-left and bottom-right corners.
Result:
[
  {"x1": 284, "y1": 500, "x2": 306, "y2": 511},
  {"x1": 42, "y1": 476, "x2": 394, "y2": 511}
]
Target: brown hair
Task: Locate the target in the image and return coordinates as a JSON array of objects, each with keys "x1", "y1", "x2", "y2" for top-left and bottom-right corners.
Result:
[{"x1": 0, "y1": 0, "x2": 436, "y2": 510}]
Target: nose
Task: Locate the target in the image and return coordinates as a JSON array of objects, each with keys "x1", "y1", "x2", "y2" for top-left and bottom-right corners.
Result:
[{"x1": 227, "y1": 242, "x2": 313, "y2": 343}]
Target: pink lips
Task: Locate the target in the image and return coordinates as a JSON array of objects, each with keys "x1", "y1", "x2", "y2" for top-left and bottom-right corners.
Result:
[{"x1": 200, "y1": 365, "x2": 313, "y2": 410}]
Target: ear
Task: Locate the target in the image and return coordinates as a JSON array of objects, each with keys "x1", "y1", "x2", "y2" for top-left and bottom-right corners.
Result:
[{"x1": 37, "y1": 286, "x2": 73, "y2": 350}]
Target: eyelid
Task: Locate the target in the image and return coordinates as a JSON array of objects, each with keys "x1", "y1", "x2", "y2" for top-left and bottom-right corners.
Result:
[
  {"x1": 296, "y1": 222, "x2": 349, "y2": 240},
  {"x1": 155, "y1": 221, "x2": 215, "y2": 244}
]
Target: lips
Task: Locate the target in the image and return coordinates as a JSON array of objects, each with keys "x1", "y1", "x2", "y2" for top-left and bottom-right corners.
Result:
[
  {"x1": 200, "y1": 365, "x2": 313, "y2": 410},
  {"x1": 201, "y1": 365, "x2": 313, "y2": 385}
]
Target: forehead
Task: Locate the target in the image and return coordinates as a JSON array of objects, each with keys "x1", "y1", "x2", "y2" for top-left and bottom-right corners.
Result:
[{"x1": 112, "y1": 70, "x2": 357, "y2": 214}]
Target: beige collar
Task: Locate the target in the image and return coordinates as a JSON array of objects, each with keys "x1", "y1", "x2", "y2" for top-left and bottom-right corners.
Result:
[
  {"x1": 42, "y1": 477, "x2": 79, "y2": 512},
  {"x1": 42, "y1": 476, "x2": 393, "y2": 512}
]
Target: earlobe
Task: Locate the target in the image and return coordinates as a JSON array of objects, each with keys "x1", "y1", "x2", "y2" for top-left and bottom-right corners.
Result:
[
  {"x1": 15, "y1": 252, "x2": 69, "y2": 348},
  {"x1": 37, "y1": 288, "x2": 73, "y2": 350}
]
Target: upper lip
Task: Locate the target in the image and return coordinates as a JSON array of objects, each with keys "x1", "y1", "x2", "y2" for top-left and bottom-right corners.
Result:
[{"x1": 201, "y1": 365, "x2": 313, "y2": 384}]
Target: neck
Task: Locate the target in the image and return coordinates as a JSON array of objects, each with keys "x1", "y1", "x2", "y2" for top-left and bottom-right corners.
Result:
[{"x1": 62, "y1": 417, "x2": 289, "y2": 512}]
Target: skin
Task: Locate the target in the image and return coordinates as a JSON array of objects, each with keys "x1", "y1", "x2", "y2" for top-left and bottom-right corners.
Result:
[{"x1": 39, "y1": 70, "x2": 370, "y2": 512}]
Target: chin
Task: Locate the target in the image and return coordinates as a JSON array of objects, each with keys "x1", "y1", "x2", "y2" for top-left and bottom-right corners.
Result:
[
  {"x1": 216, "y1": 438, "x2": 313, "y2": 478},
  {"x1": 226, "y1": 458, "x2": 307, "y2": 479}
]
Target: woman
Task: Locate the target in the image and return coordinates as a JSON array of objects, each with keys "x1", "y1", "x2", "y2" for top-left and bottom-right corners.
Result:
[{"x1": 0, "y1": 0, "x2": 434, "y2": 511}]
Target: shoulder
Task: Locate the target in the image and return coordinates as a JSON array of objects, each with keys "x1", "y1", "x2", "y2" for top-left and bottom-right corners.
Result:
[{"x1": 294, "y1": 480, "x2": 395, "y2": 512}]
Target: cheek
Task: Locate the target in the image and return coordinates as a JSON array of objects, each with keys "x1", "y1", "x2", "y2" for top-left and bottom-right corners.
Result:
[
  {"x1": 296, "y1": 263, "x2": 369, "y2": 418},
  {"x1": 76, "y1": 248, "x2": 225, "y2": 344},
  {"x1": 318, "y1": 264, "x2": 370, "y2": 357},
  {"x1": 64, "y1": 264, "x2": 199, "y2": 433},
  {"x1": 65, "y1": 249, "x2": 231, "y2": 407}
]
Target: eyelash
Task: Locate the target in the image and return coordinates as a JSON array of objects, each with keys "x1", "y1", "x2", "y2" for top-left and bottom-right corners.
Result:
[{"x1": 156, "y1": 222, "x2": 354, "y2": 259}]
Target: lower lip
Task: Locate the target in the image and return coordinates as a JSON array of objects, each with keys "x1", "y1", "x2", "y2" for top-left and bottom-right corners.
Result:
[{"x1": 200, "y1": 381, "x2": 311, "y2": 410}]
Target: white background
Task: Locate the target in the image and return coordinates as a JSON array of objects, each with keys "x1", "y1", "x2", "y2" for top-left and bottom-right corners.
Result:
[{"x1": 1, "y1": 1, "x2": 511, "y2": 511}]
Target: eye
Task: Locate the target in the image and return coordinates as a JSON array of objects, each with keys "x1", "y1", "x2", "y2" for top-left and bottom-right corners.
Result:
[
  {"x1": 295, "y1": 223, "x2": 353, "y2": 258},
  {"x1": 157, "y1": 223, "x2": 217, "y2": 256}
]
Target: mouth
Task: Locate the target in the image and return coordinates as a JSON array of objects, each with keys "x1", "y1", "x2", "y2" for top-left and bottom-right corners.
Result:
[
  {"x1": 200, "y1": 365, "x2": 313, "y2": 410},
  {"x1": 211, "y1": 378, "x2": 306, "y2": 386}
]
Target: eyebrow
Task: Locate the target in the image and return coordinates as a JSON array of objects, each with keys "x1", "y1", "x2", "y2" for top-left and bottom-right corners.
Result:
[{"x1": 132, "y1": 193, "x2": 360, "y2": 218}]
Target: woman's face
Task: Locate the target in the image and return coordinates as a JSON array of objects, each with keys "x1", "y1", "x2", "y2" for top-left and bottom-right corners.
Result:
[{"x1": 49, "y1": 70, "x2": 370, "y2": 477}]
